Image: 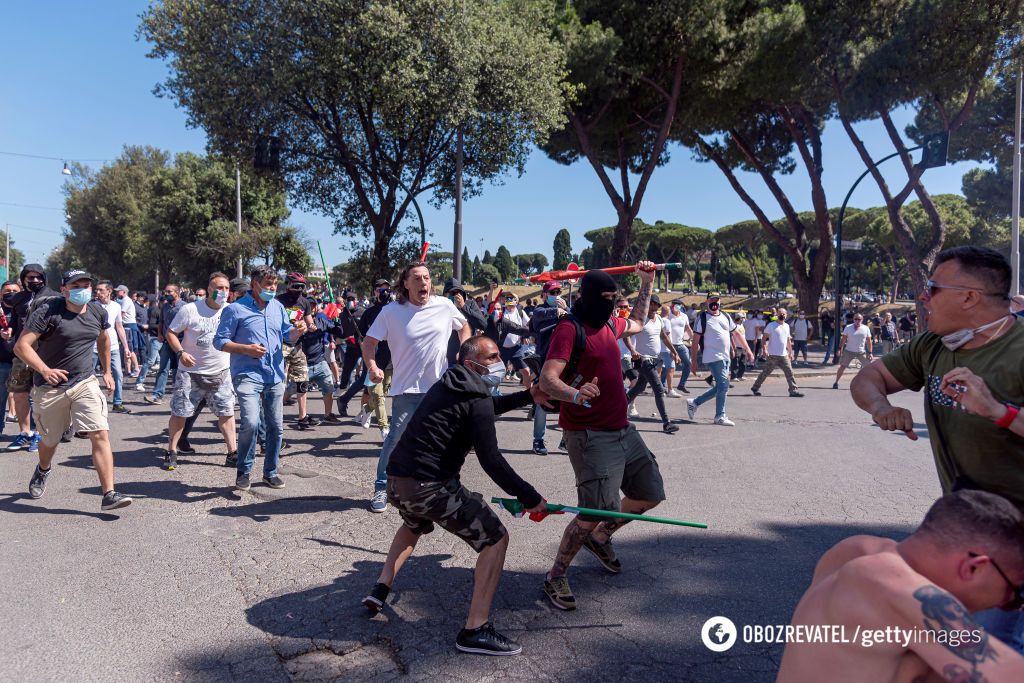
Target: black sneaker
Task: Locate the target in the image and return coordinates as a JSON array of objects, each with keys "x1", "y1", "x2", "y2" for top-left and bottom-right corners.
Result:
[
  {"x1": 177, "y1": 439, "x2": 196, "y2": 454},
  {"x1": 362, "y1": 582, "x2": 391, "y2": 614},
  {"x1": 163, "y1": 451, "x2": 178, "y2": 471},
  {"x1": 100, "y1": 490, "x2": 132, "y2": 511},
  {"x1": 263, "y1": 475, "x2": 285, "y2": 489},
  {"x1": 662, "y1": 422, "x2": 679, "y2": 435},
  {"x1": 322, "y1": 414, "x2": 342, "y2": 424},
  {"x1": 110, "y1": 404, "x2": 132, "y2": 414},
  {"x1": 224, "y1": 451, "x2": 238, "y2": 468},
  {"x1": 678, "y1": 386, "x2": 690, "y2": 394},
  {"x1": 292, "y1": 420, "x2": 309, "y2": 431},
  {"x1": 832, "y1": 382, "x2": 839, "y2": 389},
  {"x1": 583, "y1": 536, "x2": 622, "y2": 574},
  {"x1": 60, "y1": 428, "x2": 73, "y2": 443},
  {"x1": 751, "y1": 388, "x2": 761, "y2": 396},
  {"x1": 532, "y1": 439, "x2": 548, "y2": 455},
  {"x1": 29, "y1": 465, "x2": 51, "y2": 499},
  {"x1": 299, "y1": 415, "x2": 321, "y2": 428},
  {"x1": 789, "y1": 390, "x2": 805, "y2": 398},
  {"x1": 235, "y1": 474, "x2": 251, "y2": 492},
  {"x1": 455, "y1": 622, "x2": 522, "y2": 656}
]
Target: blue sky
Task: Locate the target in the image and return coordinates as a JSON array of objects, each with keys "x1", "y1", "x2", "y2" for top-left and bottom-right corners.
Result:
[{"x1": 0, "y1": 2, "x2": 988, "y2": 269}]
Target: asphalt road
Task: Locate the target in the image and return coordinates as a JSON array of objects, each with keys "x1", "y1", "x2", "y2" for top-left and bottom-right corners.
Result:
[{"x1": 0, "y1": 369, "x2": 940, "y2": 682}]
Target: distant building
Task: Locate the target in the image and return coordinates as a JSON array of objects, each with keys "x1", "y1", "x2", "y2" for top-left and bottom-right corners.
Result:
[{"x1": 307, "y1": 268, "x2": 326, "y2": 279}]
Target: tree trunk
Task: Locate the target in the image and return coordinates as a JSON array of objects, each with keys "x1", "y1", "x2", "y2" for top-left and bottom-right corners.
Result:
[
  {"x1": 745, "y1": 250, "x2": 762, "y2": 298},
  {"x1": 609, "y1": 209, "x2": 634, "y2": 264}
]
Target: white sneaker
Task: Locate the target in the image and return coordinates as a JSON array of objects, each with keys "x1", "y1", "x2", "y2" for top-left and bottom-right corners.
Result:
[
  {"x1": 714, "y1": 416, "x2": 736, "y2": 427},
  {"x1": 380, "y1": 427, "x2": 390, "y2": 442},
  {"x1": 666, "y1": 389, "x2": 681, "y2": 398},
  {"x1": 686, "y1": 399, "x2": 698, "y2": 420},
  {"x1": 370, "y1": 489, "x2": 389, "y2": 513},
  {"x1": 628, "y1": 402, "x2": 639, "y2": 417},
  {"x1": 357, "y1": 408, "x2": 372, "y2": 429}
]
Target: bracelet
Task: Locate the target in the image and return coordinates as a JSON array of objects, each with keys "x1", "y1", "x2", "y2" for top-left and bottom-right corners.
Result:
[
  {"x1": 995, "y1": 404, "x2": 1020, "y2": 429},
  {"x1": 572, "y1": 390, "x2": 580, "y2": 405}
]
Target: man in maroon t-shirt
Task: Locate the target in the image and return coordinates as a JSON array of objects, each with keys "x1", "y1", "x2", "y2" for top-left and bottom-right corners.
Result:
[{"x1": 538, "y1": 261, "x2": 666, "y2": 611}]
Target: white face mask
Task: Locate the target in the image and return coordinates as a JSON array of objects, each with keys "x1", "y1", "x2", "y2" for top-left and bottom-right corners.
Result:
[
  {"x1": 468, "y1": 359, "x2": 505, "y2": 387},
  {"x1": 940, "y1": 316, "x2": 1008, "y2": 351}
]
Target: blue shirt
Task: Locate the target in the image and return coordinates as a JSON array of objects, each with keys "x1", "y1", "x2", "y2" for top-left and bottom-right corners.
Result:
[{"x1": 213, "y1": 293, "x2": 294, "y2": 384}]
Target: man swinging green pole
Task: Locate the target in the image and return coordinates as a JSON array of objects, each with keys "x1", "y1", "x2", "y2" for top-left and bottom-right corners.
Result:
[{"x1": 491, "y1": 497, "x2": 707, "y2": 529}]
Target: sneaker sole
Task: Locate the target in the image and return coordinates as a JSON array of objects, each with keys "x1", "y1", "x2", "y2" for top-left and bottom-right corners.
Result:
[
  {"x1": 263, "y1": 480, "x2": 286, "y2": 489},
  {"x1": 455, "y1": 643, "x2": 522, "y2": 656},
  {"x1": 101, "y1": 498, "x2": 132, "y2": 511},
  {"x1": 362, "y1": 596, "x2": 384, "y2": 613},
  {"x1": 542, "y1": 585, "x2": 577, "y2": 611},
  {"x1": 235, "y1": 482, "x2": 251, "y2": 492}
]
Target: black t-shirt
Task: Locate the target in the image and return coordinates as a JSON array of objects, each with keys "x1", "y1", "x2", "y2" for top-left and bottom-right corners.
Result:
[{"x1": 25, "y1": 298, "x2": 109, "y2": 388}]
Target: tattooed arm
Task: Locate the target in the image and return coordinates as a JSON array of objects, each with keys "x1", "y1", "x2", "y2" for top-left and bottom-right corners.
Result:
[
  {"x1": 904, "y1": 584, "x2": 1024, "y2": 682},
  {"x1": 623, "y1": 261, "x2": 656, "y2": 336}
]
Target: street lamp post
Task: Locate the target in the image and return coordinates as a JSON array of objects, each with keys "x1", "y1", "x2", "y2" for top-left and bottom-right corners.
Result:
[{"x1": 453, "y1": 128, "x2": 464, "y2": 281}]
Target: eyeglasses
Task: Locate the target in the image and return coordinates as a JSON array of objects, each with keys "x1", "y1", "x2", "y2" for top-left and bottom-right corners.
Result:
[{"x1": 969, "y1": 552, "x2": 1024, "y2": 610}]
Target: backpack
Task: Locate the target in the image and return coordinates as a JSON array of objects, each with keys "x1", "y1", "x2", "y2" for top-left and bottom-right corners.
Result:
[
  {"x1": 539, "y1": 313, "x2": 616, "y2": 411},
  {"x1": 696, "y1": 311, "x2": 736, "y2": 355}
]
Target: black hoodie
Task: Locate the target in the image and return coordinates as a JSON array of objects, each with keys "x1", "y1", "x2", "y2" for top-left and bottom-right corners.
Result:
[
  {"x1": 386, "y1": 364, "x2": 542, "y2": 508},
  {"x1": 10, "y1": 264, "x2": 59, "y2": 339}
]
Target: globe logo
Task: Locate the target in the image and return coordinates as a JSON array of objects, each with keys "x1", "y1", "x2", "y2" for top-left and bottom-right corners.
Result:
[{"x1": 701, "y1": 616, "x2": 738, "y2": 652}]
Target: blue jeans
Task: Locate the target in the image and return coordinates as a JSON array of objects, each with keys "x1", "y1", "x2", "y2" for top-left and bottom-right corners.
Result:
[
  {"x1": 152, "y1": 342, "x2": 179, "y2": 399},
  {"x1": 665, "y1": 344, "x2": 691, "y2": 387},
  {"x1": 822, "y1": 333, "x2": 837, "y2": 364},
  {"x1": 235, "y1": 378, "x2": 285, "y2": 478},
  {"x1": 92, "y1": 348, "x2": 123, "y2": 405},
  {"x1": 694, "y1": 359, "x2": 730, "y2": 419},
  {"x1": 533, "y1": 405, "x2": 547, "y2": 441},
  {"x1": 0, "y1": 361, "x2": 11, "y2": 435},
  {"x1": 975, "y1": 609, "x2": 1024, "y2": 655},
  {"x1": 137, "y1": 338, "x2": 163, "y2": 384},
  {"x1": 375, "y1": 393, "x2": 424, "y2": 491}
]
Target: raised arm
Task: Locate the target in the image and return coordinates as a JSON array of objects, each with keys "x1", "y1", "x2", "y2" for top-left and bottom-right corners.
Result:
[{"x1": 623, "y1": 261, "x2": 656, "y2": 336}]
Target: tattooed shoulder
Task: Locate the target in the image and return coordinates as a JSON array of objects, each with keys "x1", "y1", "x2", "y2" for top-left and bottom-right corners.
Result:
[{"x1": 913, "y1": 585, "x2": 997, "y2": 670}]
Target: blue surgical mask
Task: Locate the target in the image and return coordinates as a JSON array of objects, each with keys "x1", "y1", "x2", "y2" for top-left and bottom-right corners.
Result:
[
  {"x1": 258, "y1": 289, "x2": 276, "y2": 303},
  {"x1": 68, "y1": 287, "x2": 92, "y2": 306},
  {"x1": 470, "y1": 359, "x2": 505, "y2": 388},
  {"x1": 546, "y1": 295, "x2": 558, "y2": 306}
]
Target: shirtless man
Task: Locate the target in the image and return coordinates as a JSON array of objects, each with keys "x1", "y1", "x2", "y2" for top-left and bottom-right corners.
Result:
[{"x1": 778, "y1": 490, "x2": 1024, "y2": 682}]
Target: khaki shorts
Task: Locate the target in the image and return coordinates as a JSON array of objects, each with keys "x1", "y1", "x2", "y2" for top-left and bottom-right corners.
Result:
[
  {"x1": 839, "y1": 350, "x2": 869, "y2": 369},
  {"x1": 32, "y1": 376, "x2": 109, "y2": 447},
  {"x1": 283, "y1": 344, "x2": 308, "y2": 383},
  {"x1": 564, "y1": 424, "x2": 666, "y2": 522},
  {"x1": 7, "y1": 356, "x2": 33, "y2": 393}
]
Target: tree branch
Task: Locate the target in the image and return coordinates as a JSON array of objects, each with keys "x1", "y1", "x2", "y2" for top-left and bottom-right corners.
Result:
[{"x1": 570, "y1": 112, "x2": 626, "y2": 213}]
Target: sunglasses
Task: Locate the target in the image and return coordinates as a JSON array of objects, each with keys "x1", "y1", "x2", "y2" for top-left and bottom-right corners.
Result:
[
  {"x1": 969, "y1": 552, "x2": 1024, "y2": 610},
  {"x1": 925, "y1": 279, "x2": 1001, "y2": 298},
  {"x1": 289, "y1": 283, "x2": 306, "y2": 291}
]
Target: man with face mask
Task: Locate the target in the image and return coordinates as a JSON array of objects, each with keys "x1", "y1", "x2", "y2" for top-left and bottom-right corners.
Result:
[
  {"x1": 15, "y1": 270, "x2": 131, "y2": 511},
  {"x1": 851, "y1": 246, "x2": 1024, "y2": 654},
  {"x1": 0, "y1": 280, "x2": 21, "y2": 438},
  {"x1": 140, "y1": 284, "x2": 185, "y2": 405},
  {"x1": 5, "y1": 264, "x2": 58, "y2": 452},
  {"x1": 275, "y1": 272, "x2": 317, "y2": 428},
  {"x1": 526, "y1": 281, "x2": 568, "y2": 454},
  {"x1": 362, "y1": 334, "x2": 550, "y2": 656},
  {"x1": 538, "y1": 261, "x2": 668, "y2": 611},
  {"x1": 750, "y1": 307, "x2": 803, "y2": 398},
  {"x1": 688, "y1": 293, "x2": 746, "y2": 427},
  {"x1": 337, "y1": 279, "x2": 392, "y2": 430},
  {"x1": 832, "y1": 312, "x2": 874, "y2": 389}
]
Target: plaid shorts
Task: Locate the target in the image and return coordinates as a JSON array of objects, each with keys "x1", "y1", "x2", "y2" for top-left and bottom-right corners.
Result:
[
  {"x1": 283, "y1": 344, "x2": 308, "y2": 383},
  {"x1": 386, "y1": 476, "x2": 506, "y2": 552}
]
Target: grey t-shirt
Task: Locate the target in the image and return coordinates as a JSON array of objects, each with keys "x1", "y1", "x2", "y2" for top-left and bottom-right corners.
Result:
[{"x1": 26, "y1": 298, "x2": 109, "y2": 388}]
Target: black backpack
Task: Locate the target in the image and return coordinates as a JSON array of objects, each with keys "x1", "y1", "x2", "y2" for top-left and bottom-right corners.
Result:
[{"x1": 696, "y1": 311, "x2": 735, "y2": 355}]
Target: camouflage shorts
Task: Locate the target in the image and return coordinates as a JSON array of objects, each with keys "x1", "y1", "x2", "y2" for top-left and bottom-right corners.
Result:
[
  {"x1": 283, "y1": 344, "x2": 308, "y2": 383},
  {"x1": 386, "y1": 476, "x2": 506, "y2": 552}
]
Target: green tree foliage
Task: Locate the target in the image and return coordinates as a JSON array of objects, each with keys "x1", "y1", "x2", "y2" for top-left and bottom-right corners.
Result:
[
  {"x1": 552, "y1": 228, "x2": 573, "y2": 269},
  {"x1": 141, "y1": 0, "x2": 569, "y2": 283},
  {"x1": 462, "y1": 247, "x2": 473, "y2": 282},
  {"x1": 61, "y1": 146, "x2": 306, "y2": 290},
  {"x1": 492, "y1": 245, "x2": 516, "y2": 282},
  {"x1": 483, "y1": 250, "x2": 494, "y2": 266},
  {"x1": 544, "y1": 0, "x2": 732, "y2": 262},
  {"x1": 1, "y1": 237, "x2": 26, "y2": 283},
  {"x1": 514, "y1": 252, "x2": 548, "y2": 275},
  {"x1": 472, "y1": 262, "x2": 500, "y2": 287}
]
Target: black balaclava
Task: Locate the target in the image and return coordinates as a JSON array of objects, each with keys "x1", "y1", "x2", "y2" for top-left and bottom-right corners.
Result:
[
  {"x1": 572, "y1": 270, "x2": 617, "y2": 329},
  {"x1": 20, "y1": 263, "x2": 46, "y2": 294}
]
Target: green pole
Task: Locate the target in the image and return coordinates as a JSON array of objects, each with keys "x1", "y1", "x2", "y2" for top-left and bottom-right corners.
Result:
[
  {"x1": 317, "y1": 240, "x2": 335, "y2": 303},
  {"x1": 491, "y1": 497, "x2": 707, "y2": 529}
]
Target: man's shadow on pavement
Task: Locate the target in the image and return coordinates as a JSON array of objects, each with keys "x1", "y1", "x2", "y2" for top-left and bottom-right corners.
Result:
[
  {"x1": 0, "y1": 492, "x2": 119, "y2": 521},
  {"x1": 207, "y1": 495, "x2": 364, "y2": 521},
  {"x1": 220, "y1": 521, "x2": 913, "y2": 682}
]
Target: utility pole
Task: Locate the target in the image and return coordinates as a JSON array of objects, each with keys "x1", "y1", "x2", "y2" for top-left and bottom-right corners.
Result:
[
  {"x1": 155, "y1": 268, "x2": 159, "y2": 296},
  {"x1": 4, "y1": 225, "x2": 8, "y2": 283},
  {"x1": 453, "y1": 128, "x2": 464, "y2": 281},
  {"x1": 236, "y1": 165, "x2": 244, "y2": 278},
  {"x1": 1012, "y1": 67, "x2": 1022, "y2": 296}
]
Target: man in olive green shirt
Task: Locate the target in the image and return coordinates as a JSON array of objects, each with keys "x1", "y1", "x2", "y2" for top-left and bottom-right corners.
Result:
[{"x1": 850, "y1": 245, "x2": 1024, "y2": 652}]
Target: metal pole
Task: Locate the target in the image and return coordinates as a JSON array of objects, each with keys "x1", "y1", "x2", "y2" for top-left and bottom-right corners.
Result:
[
  {"x1": 453, "y1": 128, "x2": 464, "y2": 281},
  {"x1": 317, "y1": 240, "x2": 335, "y2": 303},
  {"x1": 1012, "y1": 68, "x2": 1022, "y2": 296},
  {"x1": 4, "y1": 225, "x2": 8, "y2": 282},
  {"x1": 155, "y1": 268, "x2": 159, "y2": 296},
  {"x1": 235, "y1": 165, "x2": 243, "y2": 278}
]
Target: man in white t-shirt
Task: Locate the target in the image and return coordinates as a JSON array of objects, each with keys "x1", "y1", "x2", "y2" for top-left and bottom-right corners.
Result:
[
  {"x1": 114, "y1": 284, "x2": 143, "y2": 377},
  {"x1": 362, "y1": 262, "x2": 469, "y2": 512},
  {"x1": 687, "y1": 293, "x2": 746, "y2": 426},
  {"x1": 833, "y1": 312, "x2": 873, "y2": 389},
  {"x1": 751, "y1": 308, "x2": 803, "y2": 397},
  {"x1": 742, "y1": 312, "x2": 763, "y2": 360},
  {"x1": 163, "y1": 273, "x2": 236, "y2": 471},
  {"x1": 663, "y1": 301, "x2": 692, "y2": 394},
  {"x1": 94, "y1": 281, "x2": 135, "y2": 414},
  {"x1": 790, "y1": 310, "x2": 813, "y2": 365}
]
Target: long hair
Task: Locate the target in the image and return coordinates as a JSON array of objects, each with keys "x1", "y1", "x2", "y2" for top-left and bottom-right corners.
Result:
[{"x1": 394, "y1": 262, "x2": 430, "y2": 304}]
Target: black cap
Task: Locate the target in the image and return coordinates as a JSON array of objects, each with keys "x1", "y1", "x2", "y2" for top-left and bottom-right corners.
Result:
[
  {"x1": 62, "y1": 269, "x2": 94, "y2": 286},
  {"x1": 649, "y1": 294, "x2": 661, "y2": 306},
  {"x1": 373, "y1": 278, "x2": 390, "y2": 287},
  {"x1": 229, "y1": 277, "x2": 248, "y2": 293},
  {"x1": 442, "y1": 277, "x2": 465, "y2": 295}
]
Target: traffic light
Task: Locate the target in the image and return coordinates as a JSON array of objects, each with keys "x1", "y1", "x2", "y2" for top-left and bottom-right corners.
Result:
[
  {"x1": 254, "y1": 136, "x2": 282, "y2": 172},
  {"x1": 918, "y1": 131, "x2": 949, "y2": 170}
]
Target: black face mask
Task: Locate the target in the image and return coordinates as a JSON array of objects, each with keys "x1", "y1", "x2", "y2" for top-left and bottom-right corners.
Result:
[
  {"x1": 1, "y1": 293, "x2": 15, "y2": 308},
  {"x1": 162, "y1": 294, "x2": 174, "y2": 303},
  {"x1": 26, "y1": 281, "x2": 44, "y2": 294},
  {"x1": 708, "y1": 302, "x2": 720, "y2": 312},
  {"x1": 377, "y1": 291, "x2": 391, "y2": 303},
  {"x1": 572, "y1": 270, "x2": 617, "y2": 329}
]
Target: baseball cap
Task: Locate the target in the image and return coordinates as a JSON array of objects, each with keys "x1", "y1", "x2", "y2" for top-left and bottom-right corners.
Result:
[
  {"x1": 115, "y1": 284, "x2": 129, "y2": 293},
  {"x1": 649, "y1": 294, "x2": 661, "y2": 306},
  {"x1": 542, "y1": 281, "x2": 563, "y2": 293},
  {"x1": 229, "y1": 277, "x2": 249, "y2": 293},
  {"x1": 706, "y1": 291, "x2": 722, "y2": 300},
  {"x1": 442, "y1": 277, "x2": 465, "y2": 296},
  {"x1": 373, "y1": 278, "x2": 390, "y2": 287},
  {"x1": 62, "y1": 269, "x2": 94, "y2": 286}
]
